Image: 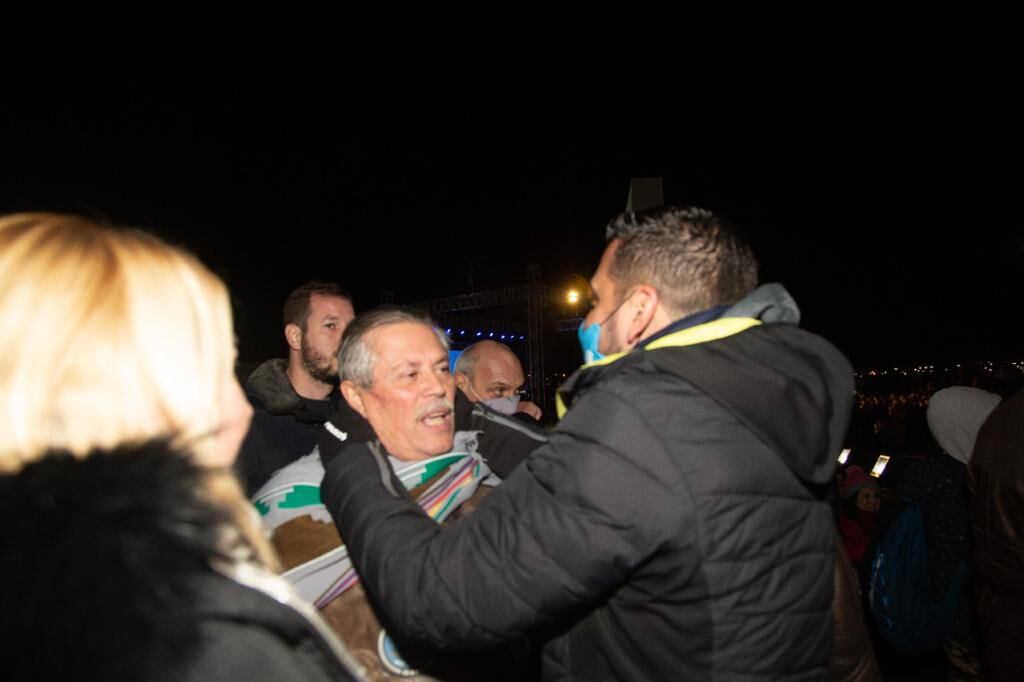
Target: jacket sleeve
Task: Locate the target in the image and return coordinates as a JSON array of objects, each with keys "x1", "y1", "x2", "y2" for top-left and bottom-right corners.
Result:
[
  {"x1": 320, "y1": 387, "x2": 683, "y2": 649},
  {"x1": 318, "y1": 402, "x2": 380, "y2": 470}
]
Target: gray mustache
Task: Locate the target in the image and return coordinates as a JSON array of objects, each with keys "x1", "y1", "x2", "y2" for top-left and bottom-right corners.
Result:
[{"x1": 416, "y1": 400, "x2": 454, "y2": 421}]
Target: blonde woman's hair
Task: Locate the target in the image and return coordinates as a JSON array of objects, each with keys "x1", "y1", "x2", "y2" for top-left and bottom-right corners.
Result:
[{"x1": 0, "y1": 213, "x2": 277, "y2": 568}]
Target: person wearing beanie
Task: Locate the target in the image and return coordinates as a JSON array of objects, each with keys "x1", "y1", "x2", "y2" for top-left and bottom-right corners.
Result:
[
  {"x1": 838, "y1": 465, "x2": 882, "y2": 565},
  {"x1": 927, "y1": 387, "x2": 1002, "y2": 466},
  {"x1": 904, "y1": 386, "x2": 1001, "y2": 680}
]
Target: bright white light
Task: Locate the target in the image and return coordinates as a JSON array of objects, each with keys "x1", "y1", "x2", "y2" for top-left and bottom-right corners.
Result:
[
  {"x1": 870, "y1": 454, "x2": 891, "y2": 478},
  {"x1": 838, "y1": 448, "x2": 851, "y2": 464}
]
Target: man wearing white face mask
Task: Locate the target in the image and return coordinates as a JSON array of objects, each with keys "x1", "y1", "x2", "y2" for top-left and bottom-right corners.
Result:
[{"x1": 454, "y1": 340, "x2": 543, "y2": 423}]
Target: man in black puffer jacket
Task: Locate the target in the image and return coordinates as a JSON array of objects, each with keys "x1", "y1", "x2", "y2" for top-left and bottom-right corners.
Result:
[
  {"x1": 322, "y1": 207, "x2": 854, "y2": 681},
  {"x1": 237, "y1": 281, "x2": 355, "y2": 495}
]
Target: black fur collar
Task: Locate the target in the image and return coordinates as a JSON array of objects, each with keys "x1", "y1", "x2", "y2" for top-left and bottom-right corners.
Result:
[{"x1": 0, "y1": 441, "x2": 235, "y2": 679}]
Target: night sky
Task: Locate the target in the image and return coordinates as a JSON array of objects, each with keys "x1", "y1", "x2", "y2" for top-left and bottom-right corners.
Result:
[{"x1": 2, "y1": 104, "x2": 1019, "y2": 372}]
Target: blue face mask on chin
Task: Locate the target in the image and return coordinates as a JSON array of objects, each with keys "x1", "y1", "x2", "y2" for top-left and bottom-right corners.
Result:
[
  {"x1": 577, "y1": 292, "x2": 633, "y2": 365},
  {"x1": 577, "y1": 320, "x2": 605, "y2": 364}
]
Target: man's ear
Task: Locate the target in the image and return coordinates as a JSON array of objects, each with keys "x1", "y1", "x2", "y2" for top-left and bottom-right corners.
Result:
[
  {"x1": 625, "y1": 285, "x2": 660, "y2": 345},
  {"x1": 285, "y1": 323, "x2": 303, "y2": 352},
  {"x1": 454, "y1": 372, "x2": 471, "y2": 393},
  {"x1": 341, "y1": 380, "x2": 368, "y2": 419}
]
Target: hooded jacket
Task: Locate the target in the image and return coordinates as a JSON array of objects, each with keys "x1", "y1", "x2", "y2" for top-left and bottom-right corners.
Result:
[{"x1": 322, "y1": 284, "x2": 854, "y2": 681}]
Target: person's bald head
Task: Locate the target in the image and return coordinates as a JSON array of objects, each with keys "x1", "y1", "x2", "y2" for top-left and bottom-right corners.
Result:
[{"x1": 454, "y1": 340, "x2": 525, "y2": 401}]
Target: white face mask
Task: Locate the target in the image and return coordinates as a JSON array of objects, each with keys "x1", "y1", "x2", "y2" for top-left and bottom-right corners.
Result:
[
  {"x1": 481, "y1": 395, "x2": 520, "y2": 415},
  {"x1": 468, "y1": 384, "x2": 520, "y2": 415}
]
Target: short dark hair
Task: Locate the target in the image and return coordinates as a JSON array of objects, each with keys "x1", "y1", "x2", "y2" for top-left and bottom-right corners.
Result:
[
  {"x1": 605, "y1": 206, "x2": 758, "y2": 317},
  {"x1": 282, "y1": 281, "x2": 351, "y2": 331}
]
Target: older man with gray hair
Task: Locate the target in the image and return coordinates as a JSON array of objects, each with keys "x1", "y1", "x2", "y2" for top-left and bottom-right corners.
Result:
[
  {"x1": 338, "y1": 308, "x2": 458, "y2": 462},
  {"x1": 258, "y1": 307, "x2": 545, "y2": 678}
]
